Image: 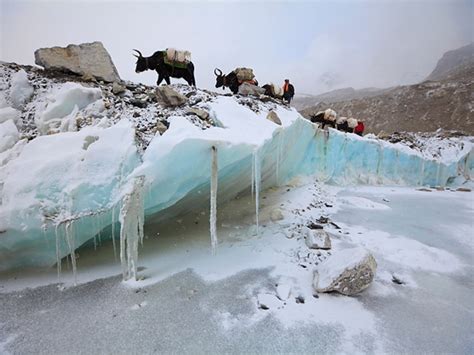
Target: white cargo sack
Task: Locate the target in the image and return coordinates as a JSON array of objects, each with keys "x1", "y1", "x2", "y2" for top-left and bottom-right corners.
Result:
[
  {"x1": 234, "y1": 67, "x2": 255, "y2": 82},
  {"x1": 347, "y1": 117, "x2": 358, "y2": 128},
  {"x1": 166, "y1": 48, "x2": 191, "y2": 63},
  {"x1": 270, "y1": 83, "x2": 283, "y2": 97}
]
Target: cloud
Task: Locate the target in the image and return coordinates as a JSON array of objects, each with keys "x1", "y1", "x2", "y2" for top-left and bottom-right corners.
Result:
[{"x1": 1, "y1": 0, "x2": 472, "y2": 95}]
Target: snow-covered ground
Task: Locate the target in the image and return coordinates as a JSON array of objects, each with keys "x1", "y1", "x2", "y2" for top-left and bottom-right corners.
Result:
[{"x1": 1, "y1": 180, "x2": 472, "y2": 353}]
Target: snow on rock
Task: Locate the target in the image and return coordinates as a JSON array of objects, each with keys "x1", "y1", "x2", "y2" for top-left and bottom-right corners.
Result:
[
  {"x1": 9, "y1": 69, "x2": 33, "y2": 110},
  {"x1": 0, "y1": 107, "x2": 21, "y2": 124},
  {"x1": 314, "y1": 247, "x2": 377, "y2": 295},
  {"x1": 304, "y1": 227, "x2": 331, "y2": 250},
  {"x1": 34, "y1": 41, "x2": 121, "y2": 83},
  {"x1": 276, "y1": 284, "x2": 292, "y2": 300},
  {"x1": 35, "y1": 83, "x2": 102, "y2": 135},
  {"x1": 0, "y1": 119, "x2": 19, "y2": 153},
  {"x1": 257, "y1": 293, "x2": 282, "y2": 310}
]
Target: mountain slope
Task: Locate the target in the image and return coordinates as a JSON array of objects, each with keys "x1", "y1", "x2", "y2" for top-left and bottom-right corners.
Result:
[
  {"x1": 300, "y1": 45, "x2": 474, "y2": 134},
  {"x1": 426, "y1": 43, "x2": 474, "y2": 81}
]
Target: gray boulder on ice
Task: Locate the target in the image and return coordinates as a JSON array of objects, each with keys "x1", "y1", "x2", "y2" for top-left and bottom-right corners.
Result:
[
  {"x1": 305, "y1": 227, "x2": 331, "y2": 250},
  {"x1": 313, "y1": 247, "x2": 377, "y2": 296},
  {"x1": 186, "y1": 107, "x2": 209, "y2": 120},
  {"x1": 266, "y1": 110, "x2": 282, "y2": 125},
  {"x1": 155, "y1": 86, "x2": 188, "y2": 107},
  {"x1": 34, "y1": 41, "x2": 121, "y2": 83},
  {"x1": 238, "y1": 82, "x2": 266, "y2": 96}
]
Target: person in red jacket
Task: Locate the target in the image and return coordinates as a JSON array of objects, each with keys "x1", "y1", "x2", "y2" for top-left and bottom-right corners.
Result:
[{"x1": 354, "y1": 121, "x2": 365, "y2": 136}]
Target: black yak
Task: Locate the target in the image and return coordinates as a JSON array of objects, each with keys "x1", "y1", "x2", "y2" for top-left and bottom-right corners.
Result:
[
  {"x1": 134, "y1": 49, "x2": 196, "y2": 86},
  {"x1": 214, "y1": 68, "x2": 240, "y2": 94}
]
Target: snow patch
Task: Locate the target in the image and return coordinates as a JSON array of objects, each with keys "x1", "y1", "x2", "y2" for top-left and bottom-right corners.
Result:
[{"x1": 9, "y1": 69, "x2": 33, "y2": 109}]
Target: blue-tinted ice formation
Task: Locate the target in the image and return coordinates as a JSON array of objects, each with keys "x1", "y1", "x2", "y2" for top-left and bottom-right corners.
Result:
[{"x1": 0, "y1": 96, "x2": 472, "y2": 274}]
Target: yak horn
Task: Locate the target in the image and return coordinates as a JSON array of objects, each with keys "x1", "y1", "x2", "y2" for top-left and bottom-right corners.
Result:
[
  {"x1": 133, "y1": 49, "x2": 143, "y2": 57},
  {"x1": 214, "y1": 68, "x2": 222, "y2": 76}
]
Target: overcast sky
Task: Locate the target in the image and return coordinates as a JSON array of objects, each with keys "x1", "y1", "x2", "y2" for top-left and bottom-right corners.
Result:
[{"x1": 1, "y1": 0, "x2": 472, "y2": 95}]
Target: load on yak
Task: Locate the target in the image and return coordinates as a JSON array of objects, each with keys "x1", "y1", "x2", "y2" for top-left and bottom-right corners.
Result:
[
  {"x1": 134, "y1": 48, "x2": 196, "y2": 86},
  {"x1": 262, "y1": 83, "x2": 284, "y2": 99},
  {"x1": 310, "y1": 109, "x2": 364, "y2": 134},
  {"x1": 214, "y1": 67, "x2": 258, "y2": 94}
]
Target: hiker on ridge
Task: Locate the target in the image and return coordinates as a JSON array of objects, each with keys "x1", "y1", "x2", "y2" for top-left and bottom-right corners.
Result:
[{"x1": 282, "y1": 79, "x2": 295, "y2": 104}]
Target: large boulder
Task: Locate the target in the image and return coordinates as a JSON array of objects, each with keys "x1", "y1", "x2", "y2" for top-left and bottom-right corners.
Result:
[
  {"x1": 155, "y1": 86, "x2": 188, "y2": 107},
  {"x1": 313, "y1": 247, "x2": 377, "y2": 296},
  {"x1": 238, "y1": 82, "x2": 266, "y2": 96},
  {"x1": 34, "y1": 41, "x2": 121, "y2": 83},
  {"x1": 266, "y1": 110, "x2": 282, "y2": 125}
]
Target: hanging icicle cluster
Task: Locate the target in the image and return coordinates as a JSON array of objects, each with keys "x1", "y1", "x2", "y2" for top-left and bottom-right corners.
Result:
[
  {"x1": 210, "y1": 146, "x2": 218, "y2": 254},
  {"x1": 119, "y1": 175, "x2": 145, "y2": 281}
]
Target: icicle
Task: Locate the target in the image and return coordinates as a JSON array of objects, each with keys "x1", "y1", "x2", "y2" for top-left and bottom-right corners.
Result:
[
  {"x1": 435, "y1": 162, "x2": 441, "y2": 186},
  {"x1": 210, "y1": 146, "x2": 218, "y2": 254},
  {"x1": 276, "y1": 132, "x2": 282, "y2": 185},
  {"x1": 64, "y1": 221, "x2": 77, "y2": 285},
  {"x1": 119, "y1": 176, "x2": 145, "y2": 281},
  {"x1": 55, "y1": 223, "x2": 62, "y2": 279},
  {"x1": 419, "y1": 160, "x2": 425, "y2": 186},
  {"x1": 111, "y1": 205, "x2": 117, "y2": 260},
  {"x1": 254, "y1": 148, "x2": 261, "y2": 235},
  {"x1": 251, "y1": 152, "x2": 255, "y2": 198}
]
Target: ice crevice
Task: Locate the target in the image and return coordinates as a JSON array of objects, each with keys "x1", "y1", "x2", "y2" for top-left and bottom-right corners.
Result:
[{"x1": 0, "y1": 96, "x2": 473, "y2": 274}]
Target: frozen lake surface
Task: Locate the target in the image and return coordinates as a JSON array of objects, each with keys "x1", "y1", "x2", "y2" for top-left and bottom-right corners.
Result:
[{"x1": 1, "y1": 183, "x2": 473, "y2": 353}]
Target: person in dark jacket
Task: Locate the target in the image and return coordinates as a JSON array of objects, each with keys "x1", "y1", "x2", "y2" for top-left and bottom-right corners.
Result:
[{"x1": 282, "y1": 79, "x2": 295, "y2": 104}]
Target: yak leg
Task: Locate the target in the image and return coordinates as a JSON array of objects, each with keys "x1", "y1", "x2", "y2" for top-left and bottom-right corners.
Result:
[
  {"x1": 156, "y1": 74, "x2": 165, "y2": 86},
  {"x1": 164, "y1": 76, "x2": 171, "y2": 85}
]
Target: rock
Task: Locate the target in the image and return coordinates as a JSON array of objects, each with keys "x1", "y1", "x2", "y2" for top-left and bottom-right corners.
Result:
[
  {"x1": 153, "y1": 121, "x2": 168, "y2": 135},
  {"x1": 237, "y1": 82, "x2": 266, "y2": 96},
  {"x1": 186, "y1": 108, "x2": 209, "y2": 120},
  {"x1": 391, "y1": 273, "x2": 404, "y2": 285},
  {"x1": 308, "y1": 222, "x2": 324, "y2": 229},
  {"x1": 417, "y1": 188, "x2": 432, "y2": 192},
  {"x1": 0, "y1": 107, "x2": 21, "y2": 124},
  {"x1": 266, "y1": 111, "x2": 282, "y2": 125},
  {"x1": 34, "y1": 41, "x2": 121, "y2": 83},
  {"x1": 456, "y1": 187, "x2": 471, "y2": 192},
  {"x1": 130, "y1": 98, "x2": 148, "y2": 108},
  {"x1": 295, "y1": 295, "x2": 305, "y2": 304},
  {"x1": 276, "y1": 284, "x2": 291, "y2": 300},
  {"x1": 155, "y1": 86, "x2": 188, "y2": 107},
  {"x1": 270, "y1": 208, "x2": 284, "y2": 221},
  {"x1": 305, "y1": 227, "x2": 331, "y2": 250},
  {"x1": 257, "y1": 293, "x2": 281, "y2": 310},
  {"x1": 112, "y1": 82, "x2": 126, "y2": 95},
  {"x1": 9, "y1": 69, "x2": 34, "y2": 109},
  {"x1": 313, "y1": 247, "x2": 377, "y2": 296}
]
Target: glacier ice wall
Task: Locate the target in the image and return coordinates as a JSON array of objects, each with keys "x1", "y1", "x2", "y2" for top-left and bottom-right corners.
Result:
[{"x1": 0, "y1": 96, "x2": 472, "y2": 272}]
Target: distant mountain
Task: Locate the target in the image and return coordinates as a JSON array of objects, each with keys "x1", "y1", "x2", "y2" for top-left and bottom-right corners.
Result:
[
  {"x1": 426, "y1": 43, "x2": 474, "y2": 81},
  {"x1": 292, "y1": 86, "x2": 393, "y2": 111},
  {"x1": 299, "y1": 44, "x2": 474, "y2": 135}
]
